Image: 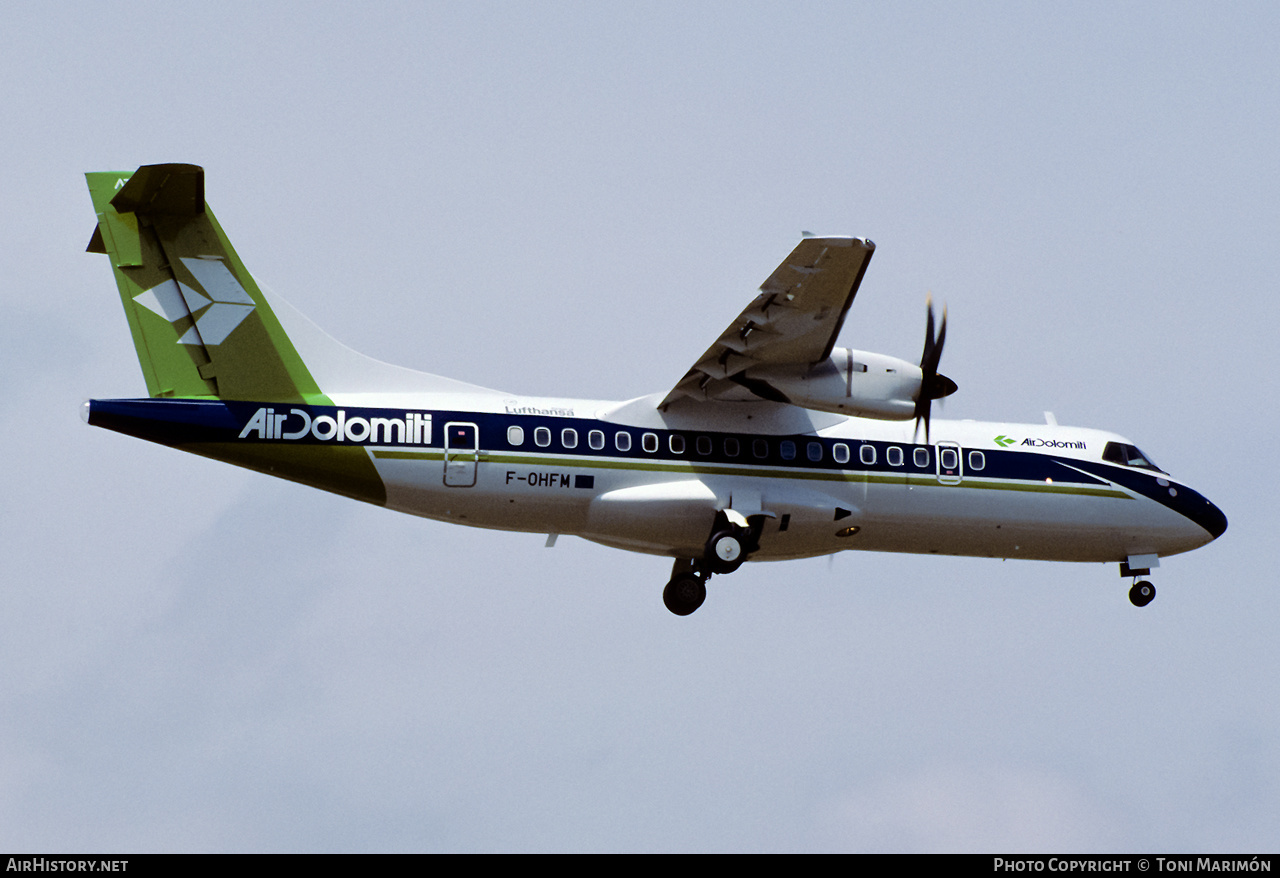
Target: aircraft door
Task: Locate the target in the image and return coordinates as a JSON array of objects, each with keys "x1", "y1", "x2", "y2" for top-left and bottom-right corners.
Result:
[
  {"x1": 936, "y1": 441, "x2": 962, "y2": 485},
  {"x1": 444, "y1": 421, "x2": 479, "y2": 487}
]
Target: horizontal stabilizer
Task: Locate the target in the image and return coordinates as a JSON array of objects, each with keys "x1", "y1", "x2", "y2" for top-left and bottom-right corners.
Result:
[{"x1": 111, "y1": 163, "x2": 204, "y2": 217}]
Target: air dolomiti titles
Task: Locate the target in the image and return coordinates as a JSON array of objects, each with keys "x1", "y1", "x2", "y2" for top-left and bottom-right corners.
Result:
[{"x1": 238, "y1": 407, "x2": 433, "y2": 445}]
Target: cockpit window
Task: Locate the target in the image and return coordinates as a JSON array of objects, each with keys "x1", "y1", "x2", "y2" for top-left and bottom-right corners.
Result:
[{"x1": 1102, "y1": 442, "x2": 1164, "y2": 473}]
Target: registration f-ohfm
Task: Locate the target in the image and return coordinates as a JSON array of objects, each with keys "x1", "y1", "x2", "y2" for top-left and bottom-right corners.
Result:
[{"x1": 84, "y1": 165, "x2": 1226, "y2": 615}]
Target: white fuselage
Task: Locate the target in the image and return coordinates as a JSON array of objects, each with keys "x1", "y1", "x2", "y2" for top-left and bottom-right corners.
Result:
[{"x1": 320, "y1": 388, "x2": 1221, "y2": 566}]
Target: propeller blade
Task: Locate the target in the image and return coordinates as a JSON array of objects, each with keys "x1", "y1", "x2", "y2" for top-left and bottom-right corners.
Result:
[
  {"x1": 914, "y1": 401, "x2": 932, "y2": 445},
  {"x1": 930, "y1": 306, "x2": 946, "y2": 373},
  {"x1": 922, "y1": 295, "x2": 936, "y2": 365},
  {"x1": 914, "y1": 297, "x2": 957, "y2": 445}
]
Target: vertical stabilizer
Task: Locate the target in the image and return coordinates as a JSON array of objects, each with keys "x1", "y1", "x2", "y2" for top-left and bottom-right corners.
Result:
[{"x1": 87, "y1": 164, "x2": 324, "y2": 402}]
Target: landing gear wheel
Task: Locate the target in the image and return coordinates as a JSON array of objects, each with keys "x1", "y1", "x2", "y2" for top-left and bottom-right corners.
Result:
[
  {"x1": 1129, "y1": 580, "x2": 1156, "y2": 607},
  {"x1": 663, "y1": 573, "x2": 707, "y2": 616},
  {"x1": 704, "y1": 530, "x2": 745, "y2": 575}
]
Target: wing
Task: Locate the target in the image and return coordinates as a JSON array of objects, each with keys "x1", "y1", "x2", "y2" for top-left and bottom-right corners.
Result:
[{"x1": 660, "y1": 236, "x2": 875, "y2": 408}]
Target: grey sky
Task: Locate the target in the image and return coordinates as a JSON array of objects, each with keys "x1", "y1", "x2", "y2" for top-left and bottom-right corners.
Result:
[{"x1": 1, "y1": 1, "x2": 1275, "y2": 851}]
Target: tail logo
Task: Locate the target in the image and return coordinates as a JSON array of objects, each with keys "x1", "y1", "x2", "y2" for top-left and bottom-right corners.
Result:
[{"x1": 132, "y1": 256, "x2": 256, "y2": 346}]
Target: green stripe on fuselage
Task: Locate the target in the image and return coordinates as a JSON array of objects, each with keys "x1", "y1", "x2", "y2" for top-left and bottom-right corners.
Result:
[{"x1": 369, "y1": 449, "x2": 1132, "y2": 499}]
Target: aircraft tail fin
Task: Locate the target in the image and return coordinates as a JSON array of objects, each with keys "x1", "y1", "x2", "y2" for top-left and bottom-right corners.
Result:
[{"x1": 86, "y1": 164, "x2": 323, "y2": 402}]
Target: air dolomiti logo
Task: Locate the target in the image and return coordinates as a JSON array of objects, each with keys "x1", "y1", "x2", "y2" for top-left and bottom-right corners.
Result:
[
  {"x1": 994, "y1": 434, "x2": 1086, "y2": 450},
  {"x1": 1023, "y1": 437, "x2": 1086, "y2": 449},
  {"x1": 239, "y1": 407, "x2": 432, "y2": 444}
]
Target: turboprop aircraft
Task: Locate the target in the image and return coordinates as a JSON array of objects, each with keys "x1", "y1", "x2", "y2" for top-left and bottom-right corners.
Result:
[{"x1": 83, "y1": 164, "x2": 1227, "y2": 615}]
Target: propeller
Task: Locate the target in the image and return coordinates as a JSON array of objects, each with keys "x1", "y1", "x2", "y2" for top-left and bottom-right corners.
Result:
[{"x1": 913, "y1": 294, "x2": 958, "y2": 444}]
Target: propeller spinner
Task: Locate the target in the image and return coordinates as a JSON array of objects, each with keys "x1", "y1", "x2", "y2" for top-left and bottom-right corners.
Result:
[{"x1": 913, "y1": 296, "x2": 958, "y2": 444}]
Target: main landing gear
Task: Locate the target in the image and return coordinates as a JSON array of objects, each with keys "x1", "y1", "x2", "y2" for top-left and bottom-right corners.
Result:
[
  {"x1": 663, "y1": 510, "x2": 764, "y2": 616},
  {"x1": 663, "y1": 562, "x2": 708, "y2": 616}
]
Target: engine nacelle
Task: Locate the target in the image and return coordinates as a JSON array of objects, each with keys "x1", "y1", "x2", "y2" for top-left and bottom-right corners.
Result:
[{"x1": 745, "y1": 348, "x2": 922, "y2": 420}]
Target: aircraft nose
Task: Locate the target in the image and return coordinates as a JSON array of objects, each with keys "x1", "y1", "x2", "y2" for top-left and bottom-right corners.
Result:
[
  {"x1": 1176, "y1": 486, "x2": 1227, "y2": 543},
  {"x1": 1200, "y1": 497, "x2": 1228, "y2": 541}
]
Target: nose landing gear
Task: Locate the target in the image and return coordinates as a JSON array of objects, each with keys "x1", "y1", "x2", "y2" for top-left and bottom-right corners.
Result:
[
  {"x1": 1128, "y1": 580, "x2": 1156, "y2": 607},
  {"x1": 1121, "y1": 558, "x2": 1157, "y2": 608}
]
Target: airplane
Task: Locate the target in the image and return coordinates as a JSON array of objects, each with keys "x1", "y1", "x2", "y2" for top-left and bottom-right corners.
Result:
[{"x1": 82, "y1": 163, "x2": 1227, "y2": 616}]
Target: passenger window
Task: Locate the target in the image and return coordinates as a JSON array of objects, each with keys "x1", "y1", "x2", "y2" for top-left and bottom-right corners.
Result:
[
  {"x1": 940, "y1": 447, "x2": 960, "y2": 471},
  {"x1": 887, "y1": 446, "x2": 904, "y2": 467},
  {"x1": 561, "y1": 428, "x2": 578, "y2": 449},
  {"x1": 913, "y1": 447, "x2": 930, "y2": 467},
  {"x1": 753, "y1": 439, "x2": 769, "y2": 459},
  {"x1": 833, "y1": 443, "x2": 850, "y2": 464},
  {"x1": 859, "y1": 444, "x2": 876, "y2": 465},
  {"x1": 807, "y1": 442, "x2": 823, "y2": 462},
  {"x1": 642, "y1": 432, "x2": 658, "y2": 453},
  {"x1": 534, "y1": 427, "x2": 551, "y2": 448},
  {"x1": 696, "y1": 436, "x2": 712, "y2": 455},
  {"x1": 968, "y1": 450, "x2": 985, "y2": 471},
  {"x1": 507, "y1": 425, "x2": 525, "y2": 446},
  {"x1": 615, "y1": 431, "x2": 631, "y2": 452},
  {"x1": 780, "y1": 441, "x2": 796, "y2": 461},
  {"x1": 588, "y1": 430, "x2": 605, "y2": 450},
  {"x1": 725, "y1": 438, "x2": 740, "y2": 457}
]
